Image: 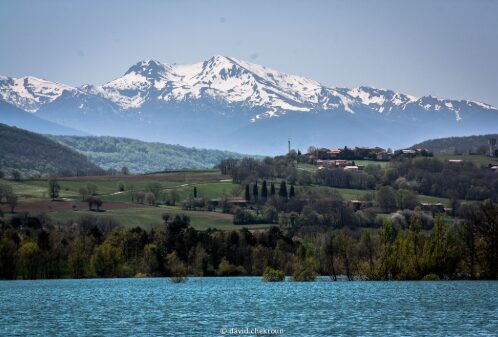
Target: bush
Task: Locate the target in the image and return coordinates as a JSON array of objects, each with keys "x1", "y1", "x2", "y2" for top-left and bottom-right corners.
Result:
[
  {"x1": 422, "y1": 273, "x2": 440, "y2": 281},
  {"x1": 218, "y1": 257, "x2": 246, "y2": 276},
  {"x1": 291, "y1": 268, "x2": 317, "y2": 282},
  {"x1": 262, "y1": 267, "x2": 285, "y2": 282}
]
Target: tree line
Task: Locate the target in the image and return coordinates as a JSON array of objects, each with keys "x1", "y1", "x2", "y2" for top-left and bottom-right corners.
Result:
[{"x1": 0, "y1": 199, "x2": 496, "y2": 280}]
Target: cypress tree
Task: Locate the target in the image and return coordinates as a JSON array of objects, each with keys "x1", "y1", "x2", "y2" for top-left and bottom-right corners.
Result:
[
  {"x1": 193, "y1": 186, "x2": 197, "y2": 198},
  {"x1": 245, "y1": 184, "x2": 251, "y2": 202},
  {"x1": 261, "y1": 180, "x2": 268, "y2": 200},
  {"x1": 253, "y1": 182, "x2": 259, "y2": 202},
  {"x1": 279, "y1": 181, "x2": 288, "y2": 199},
  {"x1": 270, "y1": 182, "x2": 276, "y2": 197},
  {"x1": 289, "y1": 184, "x2": 295, "y2": 198}
]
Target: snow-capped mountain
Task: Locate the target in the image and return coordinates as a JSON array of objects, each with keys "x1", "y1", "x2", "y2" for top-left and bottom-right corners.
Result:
[
  {"x1": 0, "y1": 75, "x2": 74, "y2": 112},
  {"x1": 1, "y1": 56, "x2": 497, "y2": 154}
]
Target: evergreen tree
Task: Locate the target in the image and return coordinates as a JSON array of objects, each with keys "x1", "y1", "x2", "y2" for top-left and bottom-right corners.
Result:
[
  {"x1": 270, "y1": 182, "x2": 276, "y2": 197},
  {"x1": 253, "y1": 182, "x2": 259, "y2": 202},
  {"x1": 261, "y1": 180, "x2": 268, "y2": 200},
  {"x1": 289, "y1": 184, "x2": 295, "y2": 198},
  {"x1": 245, "y1": 184, "x2": 251, "y2": 202},
  {"x1": 279, "y1": 181, "x2": 288, "y2": 199},
  {"x1": 193, "y1": 186, "x2": 197, "y2": 198}
]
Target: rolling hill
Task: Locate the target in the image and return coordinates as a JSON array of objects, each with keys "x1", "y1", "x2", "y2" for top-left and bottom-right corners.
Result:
[
  {"x1": 49, "y1": 135, "x2": 256, "y2": 173},
  {"x1": 0, "y1": 123, "x2": 103, "y2": 177}
]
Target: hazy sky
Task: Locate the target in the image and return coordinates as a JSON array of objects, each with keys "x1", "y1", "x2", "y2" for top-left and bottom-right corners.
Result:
[{"x1": 1, "y1": 0, "x2": 498, "y2": 106}]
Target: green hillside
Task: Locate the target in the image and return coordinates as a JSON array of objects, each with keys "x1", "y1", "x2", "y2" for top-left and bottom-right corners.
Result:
[
  {"x1": 0, "y1": 124, "x2": 103, "y2": 178},
  {"x1": 49, "y1": 135, "x2": 257, "y2": 173},
  {"x1": 412, "y1": 134, "x2": 498, "y2": 155}
]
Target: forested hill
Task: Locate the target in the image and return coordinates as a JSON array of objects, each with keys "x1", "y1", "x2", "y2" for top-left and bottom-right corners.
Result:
[
  {"x1": 411, "y1": 134, "x2": 498, "y2": 155},
  {"x1": 0, "y1": 124, "x2": 103, "y2": 177},
  {"x1": 49, "y1": 135, "x2": 256, "y2": 173}
]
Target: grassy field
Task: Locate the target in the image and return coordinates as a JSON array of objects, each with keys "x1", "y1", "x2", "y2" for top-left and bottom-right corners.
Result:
[
  {"x1": 297, "y1": 160, "x2": 389, "y2": 173},
  {"x1": 302, "y1": 185, "x2": 451, "y2": 206},
  {"x1": 40, "y1": 206, "x2": 271, "y2": 231},
  {"x1": 434, "y1": 154, "x2": 498, "y2": 166},
  {"x1": 1, "y1": 171, "x2": 261, "y2": 231}
]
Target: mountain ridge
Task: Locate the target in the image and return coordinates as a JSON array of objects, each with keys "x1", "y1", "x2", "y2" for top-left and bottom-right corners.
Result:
[{"x1": 1, "y1": 56, "x2": 497, "y2": 154}]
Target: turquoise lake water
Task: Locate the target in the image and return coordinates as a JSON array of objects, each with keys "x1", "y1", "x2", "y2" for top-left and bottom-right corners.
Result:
[{"x1": 0, "y1": 278, "x2": 497, "y2": 336}]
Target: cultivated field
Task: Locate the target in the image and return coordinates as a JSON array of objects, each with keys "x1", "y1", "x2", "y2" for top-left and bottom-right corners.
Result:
[{"x1": 0, "y1": 171, "x2": 271, "y2": 231}]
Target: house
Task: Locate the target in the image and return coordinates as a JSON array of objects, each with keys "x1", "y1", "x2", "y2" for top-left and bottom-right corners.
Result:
[
  {"x1": 227, "y1": 197, "x2": 248, "y2": 207},
  {"x1": 349, "y1": 200, "x2": 374, "y2": 211},
  {"x1": 420, "y1": 203, "x2": 445, "y2": 213},
  {"x1": 344, "y1": 165, "x2": 359, "y2": 172},
  {"x1": 335, "y1": 159, "x2": 349, "y2": 167},
  {"x1": 376, "y1": 151, "x2": 392, "y2": 161},
  {"x1": 316, "y1": 159, "x2": 336, "y2": 167},
  {"x1": 327, "y1": 148, "x2": 342, "y2": 157}
]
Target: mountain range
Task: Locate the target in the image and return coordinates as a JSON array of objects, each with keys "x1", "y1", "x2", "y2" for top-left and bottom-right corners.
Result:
[{"x1": 1, "y1": 56, "x2": 497, "y2": 154}]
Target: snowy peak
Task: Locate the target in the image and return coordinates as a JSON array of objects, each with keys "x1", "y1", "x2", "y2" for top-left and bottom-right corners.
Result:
[
  {"x1": 1, "y1": 56, "x2": 496, "y2": 123},
  {"x1": 0, "y1": 75, "x2": 74, "y2": 112},
  {"x1": 124, "y1": 59, "x2": 171, "y2": 79}
]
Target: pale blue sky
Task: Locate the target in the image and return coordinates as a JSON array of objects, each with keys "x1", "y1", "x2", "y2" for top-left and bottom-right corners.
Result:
[{"x1": 1, "y1": 0, "x2": 497, "y2": 106}]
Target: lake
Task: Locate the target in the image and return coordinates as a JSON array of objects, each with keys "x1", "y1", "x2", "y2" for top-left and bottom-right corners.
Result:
[{"x1": 0, "y1": 278, "x2": 497, "y2": 336}]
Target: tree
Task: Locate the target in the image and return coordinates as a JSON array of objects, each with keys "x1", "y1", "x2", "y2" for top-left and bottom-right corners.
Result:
[
  {"x1": 18, "y1": 241, "x2": 40, "y2": 279},
  {"x1": 68, "y1": 239, "x2": 89, "y2": 278},
  {"x1": 121, "y1": 167, "x2": 130, "y2": 175},
  {"x1": 145, "y1": 192, "x2": 156, "y2": 205},
  {"x1": 91, "y1": 243, "x2": 123, "y2": 277},
  {"x1": 193, "y1": 186, "x2": 197, "y2": 198},
  {"x1": 426, "y1": 214, "x2": 449, "y2": 278},
  {"x1": 270, "y1": 182, "x2": 276, "y2": 197},
  {"x1": 289, "y1": 184, "x2": 295, "y2": 198},
  {"x1": 261, "y1": 180, "x2": 268, "y2": 200},
  {"x1": 0, "y1": 237, "x2": 17, "y2": 279},
  {"x1": 245, "y1": 184, "x2": 251, "y2": 202},
  {"x1": 252, "y1": 182, "x2": 259, "y2": 202},
  {"x1": 48, "y1": 177, "x2": 61, "y2": 201},
  {"x1": 397, "y1": 189, "x2": 418, "y2": 210},
  {"x1": 6, "y1": 193, "x2": 17, "y2": 213},
  {"x1": 377, "y1": 186, "x2": 397, "y2": 212},
  {"x1": 88, "y1": 197, "x2": 103, "y2": 211},
  {"x1": 78, "y1": 186, "x2": 89, "y2": 201},
  {"x1": 0, "y1": 184, "x2": 13, "y2": 203},
  {"x1": 86, "y1": 183, "x2": 98, "y2": 196},
  {"x1": 263, "y1": 205, "x2": 278, "y2": 223},
  {"x1": 279, "y1": 181, "x2": 288, "y2": 199},
  {"x1": 169, "y1": 189, "x2": 180, "y2": 206},
  {"x1": 11, "y1": 170, "x2": 21, "y2": 181}
]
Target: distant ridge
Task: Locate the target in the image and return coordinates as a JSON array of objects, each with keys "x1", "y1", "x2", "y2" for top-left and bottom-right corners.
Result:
[
  {"x1": 411, "y1": 134, "x2": 498, "y2": 155},
  {"x1": 0, "y1": 99, "x2": 88, "y2": 136}
]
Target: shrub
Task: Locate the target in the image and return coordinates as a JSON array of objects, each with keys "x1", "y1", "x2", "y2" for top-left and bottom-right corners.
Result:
[
  {"x1": 262, "y1": 267, "x2": 285, "y2": 282},
  {"x1": 291, "y1": 267, "x2": 317, "y2": 282},
  {"x1": 422, "y1": 273, "x2": 440, "y2": 281}
]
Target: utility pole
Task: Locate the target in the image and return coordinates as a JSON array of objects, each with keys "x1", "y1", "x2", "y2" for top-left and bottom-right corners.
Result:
[{"x1": 288, "y1": 138, "x2": 291, "y2": 154}]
